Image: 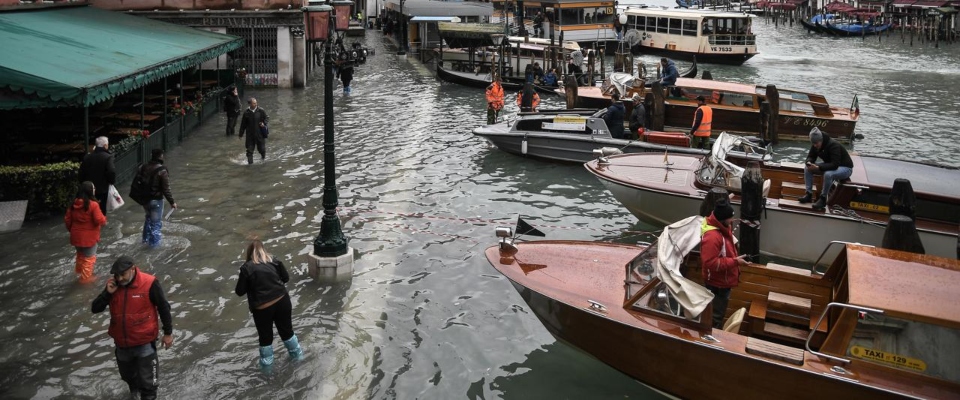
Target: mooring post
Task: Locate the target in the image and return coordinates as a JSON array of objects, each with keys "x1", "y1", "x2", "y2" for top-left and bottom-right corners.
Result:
[
  {"x1": 739, "y1": 161, "x2": 763, "y2": 262},
  {"x1": 889, "y1": 178, "x2": 916, "y2": 220},
  {"x1": 700, "y1": 187, "x2": 730, "y2": 217},
  {"x1": 564, "y1": 75, "x2": 578, "y2": 109},
  {"x1": 765, "y1": 84, "x2": 780, "y2": 144},
  {"x1": 651, "y1": 81, "x2": 665, "y2": 131},
  {"x1": 702, "y1": 70, "x2": 713, "y2": 80},
  {"x1": 882, "y1": 215, "x2": 926, "y2": 254}
]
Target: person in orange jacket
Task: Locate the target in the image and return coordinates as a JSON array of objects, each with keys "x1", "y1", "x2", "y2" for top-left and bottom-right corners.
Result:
[
  {"x1": 65, "y1": 181, "x2": 107, "y2": 283},
  {"x1": 485, "y1": 78, "x2": 505, "y2": 124},
  {"x1": 516, "y1": 82, "x2": 541, "y2": 112}
]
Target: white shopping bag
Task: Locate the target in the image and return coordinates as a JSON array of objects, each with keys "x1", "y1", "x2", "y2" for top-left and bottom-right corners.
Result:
[{"x1": 107, "y1": 184, "x2": 125, "y2": 211}]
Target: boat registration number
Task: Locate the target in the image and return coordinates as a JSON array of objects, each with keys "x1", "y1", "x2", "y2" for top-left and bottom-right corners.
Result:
[
  {"x1": 710, "y1": 47, "x2": 733, "y2": 52},
  {"x1": 850, "y1": 346, "x2": 927, "y2": 372},
  {"x1": 849, "y1": 202, "x2": 889, "y2": 213}
]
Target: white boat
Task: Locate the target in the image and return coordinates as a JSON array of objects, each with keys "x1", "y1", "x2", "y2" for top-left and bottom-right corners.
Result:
[
  {"x1": 584, "y1": 134, "x2": 960, "y2": 262},
  {"x1": 621, "y1": 6, "x2": 758, "y2": 65}
]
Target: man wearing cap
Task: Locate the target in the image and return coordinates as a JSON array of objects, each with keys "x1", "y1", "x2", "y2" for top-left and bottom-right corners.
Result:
[
  {"x1": 92, "y1": 256, "x2": 173, "y2": 400},
  {"x1": 628, "y1": 94, "x2": 646, "y2": 140},
  {"x1": 603, "y1": 92, "x2": 626, "y2": 139},
  {"x1": 800, "y1": 127, "x2": 853, "y2": 211},
  {"x1": 689, "y1": 95, "x2": 712, "y2": 149},
  {"x1": 700, "y1": 200, "x2": 748, "y2": 329}
]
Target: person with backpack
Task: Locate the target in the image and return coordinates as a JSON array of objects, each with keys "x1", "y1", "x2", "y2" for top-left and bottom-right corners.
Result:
[
  {"x1": 65, "y1": 181, "x2": 107, "y2": 283},
  {"x1": 130, "y1": 148, "x2": 176, "y2": 248},
  {"x1": 238, "y1": 97, "x2": 269, "y2": 165}
]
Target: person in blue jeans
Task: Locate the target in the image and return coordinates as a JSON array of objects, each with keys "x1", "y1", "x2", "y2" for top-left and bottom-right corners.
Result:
[
  {"x1": 140, "y1": 149, "x2": 177, "y2": 247},
  {"x1": 800, "y1": 127, "x2": 853, "y2": 211}
]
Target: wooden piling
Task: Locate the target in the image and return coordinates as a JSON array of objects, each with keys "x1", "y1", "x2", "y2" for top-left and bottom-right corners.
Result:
[
  {"x1": 702, "y1": 70, "x2": 713, "y2": 80},
  {"x1": 882, "y1": 214, "x2": 926, "y2": 254},
  {"x1": 587, "y1": 49, "x2": 596, "y2": 86},
  {"x1": 699, "y1": 187, "x2": 729, "y2": 217},
  {"x1": 650, "y1": 82, "x2": 665, "y2": 131},
  {"x1": 890, "y1": 178, "x2": 917, "y2": 220},
  {"x1": 564, "y1": 75, "x2": 578, "y2": 109},
  {"x1": 765, "y1": 85, "x2": 780, "y2": 144},
  {"x1": 739, "y1": 161, "x2": 764, "y2": 262}
]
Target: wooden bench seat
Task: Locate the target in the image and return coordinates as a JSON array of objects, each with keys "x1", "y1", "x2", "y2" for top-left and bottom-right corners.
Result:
[
  {"x1": 765, "y1": 262, "x2": 811, "y2": 276},
  {"x1": 763, "y1": 322, "x2": 809, "y2": 345},
  {"x1": 778, "y1": 198, "x2": 820, "y2": 211},
  {"x1": 768, "y1": 292, "x2": 812, "y2": 317},
  {"x1": 746, "y1": 337, "x2": 805, "y2": 366}
]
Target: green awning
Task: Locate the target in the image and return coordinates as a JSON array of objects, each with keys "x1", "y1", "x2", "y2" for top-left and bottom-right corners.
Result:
[{"x1": 0, "y1": 5, "x2": 244, "y2": 110}]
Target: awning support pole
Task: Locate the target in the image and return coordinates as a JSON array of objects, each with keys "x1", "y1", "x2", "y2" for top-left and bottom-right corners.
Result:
[
  {"x1": 84, "y1": 105, "x2": 90, "y2": 155},
  {"x1": 140, "y1": 86, "x2": 145, "y2": 131}
]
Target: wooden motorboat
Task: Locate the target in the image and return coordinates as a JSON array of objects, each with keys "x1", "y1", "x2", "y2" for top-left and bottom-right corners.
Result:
[
  {"x1": 584, "y1": 137, "x2": 960, "y2": 262},
  {"x1": 436, "y1": 63, "x2": 559, "y2": 94},
  {"x1": 556, "y1": 58, "x2": 697, "y2": 110},
  {"x1": 485, "y1": 218, "x2": 960, "y2": 399},
  {"x1": 621, "y1": 7, "x2": 759, "y2": 65},
  {"x1": 472, "y1": 112, "x2": 771, "y2": 163},
  {"x1": 571, "y1": 76, "x2": 860, "y2": 142}
]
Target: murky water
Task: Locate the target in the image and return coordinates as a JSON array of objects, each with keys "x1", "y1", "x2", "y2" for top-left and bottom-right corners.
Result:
[{"x1": 1, "y1": 13, "x2": 958, "y2": 400}]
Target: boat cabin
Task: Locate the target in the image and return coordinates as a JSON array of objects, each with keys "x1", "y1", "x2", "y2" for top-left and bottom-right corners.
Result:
[
  {"x1": 624, "y1": 238, "x2": 960, "y2": 395},
  {"x1": 621, "y1": 7, "x2": 758, "y2": 64}
]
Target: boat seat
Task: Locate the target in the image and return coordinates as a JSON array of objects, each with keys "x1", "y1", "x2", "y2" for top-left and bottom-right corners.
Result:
[
  {"x1": 723, "y1": 307, "x2": 746, "y2": 333},
  {"x1": 745, "y1": 337, "x2": 805, "y2": 366},
  {"x1": 768, "y1": 292, "x2": 812, "y2": 317}
]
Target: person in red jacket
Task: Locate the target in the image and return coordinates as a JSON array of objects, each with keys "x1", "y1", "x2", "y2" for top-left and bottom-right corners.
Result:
[
  {"x1": 64, "y1": 181, "x2": 106, "y2": 283},
  {"x1": 700, "y1": 200, "x2": 748, "y2": 329},
  {"x1": 91, "y1": 256, "x2": 173, "y2": 400}
]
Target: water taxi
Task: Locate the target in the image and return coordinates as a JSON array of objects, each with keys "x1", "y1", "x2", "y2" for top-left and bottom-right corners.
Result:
[{"x1": 621, "y1": 6, "x2": 758, "y2": 65}]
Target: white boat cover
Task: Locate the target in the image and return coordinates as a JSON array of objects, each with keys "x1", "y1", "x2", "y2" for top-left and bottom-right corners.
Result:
[
  {"x1": 655, "y1": 215, "x2": 715, "y2": 318},
  {"x1": 608, "y1": 72, "x2": 638, "y2": 97}
]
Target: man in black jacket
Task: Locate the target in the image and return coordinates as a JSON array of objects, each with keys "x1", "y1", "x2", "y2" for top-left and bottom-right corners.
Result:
[
  {"x1": 139, "y1": 149, "x2": 177, "y2": 248},
  {"x1": 800, "y1": 127, "x2": 853, "y2": 211},
  {"x1": 238, "y1": 97, "x2": 269, "y2": 165},
  {"x1": 78, "y1": 136, "x2": 116, "y2": 215},
  {"x1": 223, "y1": 86, "x2": 241, "y2": 136},
  {"x1": 603, "y1": 93, "x2": 626, "y2": 139}
]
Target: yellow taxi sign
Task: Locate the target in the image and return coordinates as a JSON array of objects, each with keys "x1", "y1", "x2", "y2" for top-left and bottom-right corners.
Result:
[
  {"x1": 849, "y1": 202, "x2": 890, "y2": 214},
  {"x1": 850, "y1": 346, "x2": 927, "y2": 372},
  {"x1": 553, "y1": 116, "x2": 587, "y2": 124}
]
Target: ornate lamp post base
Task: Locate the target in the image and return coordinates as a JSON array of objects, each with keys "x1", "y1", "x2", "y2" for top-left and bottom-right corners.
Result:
[{"x1": 308, "y1": 247, "x2": 355, "y2": 282}]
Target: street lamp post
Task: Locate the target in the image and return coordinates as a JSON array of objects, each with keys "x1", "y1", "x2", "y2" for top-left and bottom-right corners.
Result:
[{"x1": 303, "y1": 1, "x2": 356, "y2": 280}]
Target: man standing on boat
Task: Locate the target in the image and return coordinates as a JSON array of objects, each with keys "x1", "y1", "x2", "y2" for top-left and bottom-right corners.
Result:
[
  {"x1": 800, "y1": 127, "x2": 853, "y2": 211},
  {"x1": 700, "y1": 200, "x2": 748, "y2": 329},
  {"x1": 486, "y1": 78, "x2": 505, "y2": 125},
  {"x1": 516, "y1": 82, "x2": 540, "y2": 113},
  {"x1": 689, "y1": 96, "x2": 712, "y2": 149},
  {"x1": 629, "y1": 94, "x2": 646, "y2": 140},
  {"x1": 603, "y1": 93, "x2": 626, "y2": 139}
]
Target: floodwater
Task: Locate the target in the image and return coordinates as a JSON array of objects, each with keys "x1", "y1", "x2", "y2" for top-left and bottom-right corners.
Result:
[{"x1": 1, "y1": 10, "x2": 958, "y2": 400}]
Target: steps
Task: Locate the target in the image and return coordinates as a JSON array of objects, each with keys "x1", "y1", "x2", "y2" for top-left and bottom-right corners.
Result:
[
  {"x1": 747, "y1": 291, "x2": 823, "y2": 347},
  {"x1": 780, "y1": 181, "x2": 813, "y2": 199}
]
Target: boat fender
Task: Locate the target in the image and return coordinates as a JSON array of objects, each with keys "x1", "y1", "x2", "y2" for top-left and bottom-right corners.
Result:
[{"x1": 522, "y1": 138, "x2": 528, "y2": 155}]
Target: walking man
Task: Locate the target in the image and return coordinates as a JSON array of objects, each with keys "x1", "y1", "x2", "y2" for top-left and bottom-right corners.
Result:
[
  {"x1": 689, "y1": 96, "x2": 713, "y2": 149},
  {"x1": 239, "y1": 97, "x2": 269, "y2": 164},
  {"x1": 139, "y1": 149, "x2": 176, "y2": 248},
  {"x1": 224, "y1": 86, "x2": 241, "y2": 136},
  {"x1": 78, "y1": 136, "x2": 116, "y2": 216},
  {"x1": 92, "y1": 256, "x2": 173, "y2": 400}
]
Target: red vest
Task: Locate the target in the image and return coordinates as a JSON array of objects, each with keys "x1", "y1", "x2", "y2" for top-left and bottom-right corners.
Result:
[{"x1": 108, "y1": 268, "x2": 160, "y2": 348}]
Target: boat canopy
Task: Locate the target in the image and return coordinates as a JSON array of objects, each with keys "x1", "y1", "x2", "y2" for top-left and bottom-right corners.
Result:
[{"x1": 653, "y1": 216, "x2": 715, "y2": 318}]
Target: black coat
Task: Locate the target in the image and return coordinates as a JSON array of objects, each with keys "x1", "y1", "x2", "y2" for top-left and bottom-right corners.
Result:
[
  {"x1": 629, "y1": 103, "x2": 646, "y2": 134},
  {"x1": 235, "y1": 258, "x2": 289, "y2": 312},
  {"x1": 78, "y1": 147, "x2": 116, "y2": 192},
  {"x1": 806, "y1": 135, "x2": 853, "y2": 171},
  {"x1": 239, "y1": 107, "x2": 269, "y2": 145},
  {"x1": 140, "y1": 160, "x2": 175, "y2": 205},
  {"x1": 224, "y1": 93, "x2": 241, "y2": 117},
  {"x1": 604, "y1": 102, "x2": 626, "y2": 139}
]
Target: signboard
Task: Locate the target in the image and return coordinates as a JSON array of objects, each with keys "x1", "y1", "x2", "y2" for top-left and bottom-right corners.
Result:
[{"x1": 543, "y1": 116, "x2": 586, "y2": 131}]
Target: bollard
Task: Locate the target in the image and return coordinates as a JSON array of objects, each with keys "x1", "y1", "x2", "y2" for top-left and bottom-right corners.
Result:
[
  {"x1": 765, "y1": 84, "x2": 780, "y2": 144},
  {"x1": 739, "y1": 161, "x2": 763, "y2": 262},
  {"x1": 700, "y1": 187, "x2": 730, "y2": 217},
  {"x1": 651, "y1": 81, "x2": 665, "y2": 131},
  {"x1": 564, "y1": 75, "x2": 578, "y2": 109},
  {"x1": 759, "y1": 101, "x2": 770, "y2": 143},
  {"x1": 889, "y1": 178, "x2": 916, "y2": 220},
  {"x1": 882, "y1": 215, "x2": 925, "y2": 254}
]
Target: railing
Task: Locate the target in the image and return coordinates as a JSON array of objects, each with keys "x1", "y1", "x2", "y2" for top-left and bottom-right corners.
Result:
[
  {"x1": 707, "y1": 34, "x2": 756, "y2": 46},
  {"x1": 810, "y1": 240, "x2": 871, "y2": 274},
  {"x1": 805, "y1": 302, "x2": 884, "y2": 364}
]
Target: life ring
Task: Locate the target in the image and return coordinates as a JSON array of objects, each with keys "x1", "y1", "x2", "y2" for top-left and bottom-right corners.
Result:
[{"x1": 605, "y1": 6, "x2": 614, "y2": 14}]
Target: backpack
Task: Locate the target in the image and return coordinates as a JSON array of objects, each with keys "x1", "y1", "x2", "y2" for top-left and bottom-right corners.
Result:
[{"x1": 129, "y1": 164, "x2": 166, "y2": 206}]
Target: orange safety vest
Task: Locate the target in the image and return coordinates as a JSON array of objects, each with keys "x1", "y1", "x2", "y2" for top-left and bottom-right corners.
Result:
[
  {"x1": 516, "y1": 92, "x2": 541, "y2": 109},
  {"x1": 486, "y1": 82, "x2": 504, "y2": 111},
  {"x1": 693, "y1": 105, "x2": 713, "y2": 137}
]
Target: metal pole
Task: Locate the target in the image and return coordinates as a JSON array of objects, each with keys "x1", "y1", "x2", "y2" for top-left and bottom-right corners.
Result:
[
  {"x1": 84, "y1": 104, "x2": 90, "y2": 155},
  {"x1": 314, "y1": 4, "x2": 348, "y2": 257}
]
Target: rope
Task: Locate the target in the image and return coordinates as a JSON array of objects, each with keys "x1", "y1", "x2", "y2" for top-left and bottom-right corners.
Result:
[{"x1": 828, "y1": 205, "x2": 887, "y2": 229}]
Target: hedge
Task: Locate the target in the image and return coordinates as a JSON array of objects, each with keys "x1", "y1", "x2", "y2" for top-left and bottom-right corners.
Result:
[{"x1": 0, "y1": 161, "x2": 80, "y2": 219}]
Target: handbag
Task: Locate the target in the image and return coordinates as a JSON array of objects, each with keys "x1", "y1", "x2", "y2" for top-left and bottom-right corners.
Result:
[
  {"x1": 260, "y1": 123, "x2": 270, "y2": 138},
  {"x1": 107, "y1": 184, "x2": 125, "y2": 211}
]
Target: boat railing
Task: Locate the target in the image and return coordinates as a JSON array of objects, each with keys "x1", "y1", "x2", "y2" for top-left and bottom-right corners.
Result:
[
  {"x1": 810, "y1": 240, "x2": 871, "y2": 275},
  {"x1": 805, "y1": 302, "x2": 885, "y2": 365},
  {"x1": 707, "y1": 34, "x2": 756, "y2": 46}
]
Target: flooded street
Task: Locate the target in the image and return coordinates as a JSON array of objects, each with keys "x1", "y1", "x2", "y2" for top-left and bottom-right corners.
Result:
[{"x1": 1, "y1": 13, "x2": 958, "y2": 399}]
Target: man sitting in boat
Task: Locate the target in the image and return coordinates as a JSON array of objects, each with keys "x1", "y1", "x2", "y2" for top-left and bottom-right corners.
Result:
[
  {"x1": 603, "y1": 93, "x2": 626, "y2": 139},
  {"x1": 689, "y1": 96, "x2": 713, "y2": 150},
  {"x1": 659, "y1": 58, "x2": 679, "y2": 87},
  {"x1": 700, "y1": 200, "x2": 748, "y2": 329},
  {"x1": 542, "y1": 68, "x2": 558, "y2": 86},
  {"x1": 516, "y1": 82, "x2": 541, "y2": 113},
  {"x1": 800, "y1": 127, "x2": 854, "y2": 211}
]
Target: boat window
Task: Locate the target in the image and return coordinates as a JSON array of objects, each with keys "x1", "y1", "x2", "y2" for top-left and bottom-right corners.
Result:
[
  {"x1": 682, "y1": 19, "x2": 698, "y2": 37},
  {"x1": 562, "y1": 8, "x2": 583, "y2": 25},
  {"x1": 657, "y1": 17, "x2": 669, "y2": 33},
  {"x1": 624, "y1": 244, "x2": 658, "y2": 300},
  {"x1": 779, "y1": 98, "x2": 814, "y2": 114},
  {"x1": 668, "y1": 18, "x2": 682, "y2": 35},
  {"x1": 634, "y1": 15, "x2": 647, "y2": 31},
  {"x1": 702, "y1": 18, "x2": 715, "y2": 34},
  {"x1": 844, "y1": 313, "x2": 960, "y2": 385},
  {"x1": 627, "y1": 15, "x2": 638, "y2": 29}
]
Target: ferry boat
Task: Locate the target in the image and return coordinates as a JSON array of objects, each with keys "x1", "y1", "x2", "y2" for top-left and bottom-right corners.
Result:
[
  {"x1": 621, "y1": 7, "x2": 758, "y2": 65},
  {"x1": 485, "y1": 218, "x2": 960, "y2": 400}
]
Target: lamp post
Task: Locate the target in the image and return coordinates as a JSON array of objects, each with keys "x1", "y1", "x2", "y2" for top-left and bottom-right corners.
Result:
[
  {"x1": 491, "y1": 34, "x2": 504, "y2": 79},
  {"x1": 303, "y1": 1, "x2": 355, "y2": 280},
  {"x1": 397, "y1": 0, "x2": 407, "y2": 55}
]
